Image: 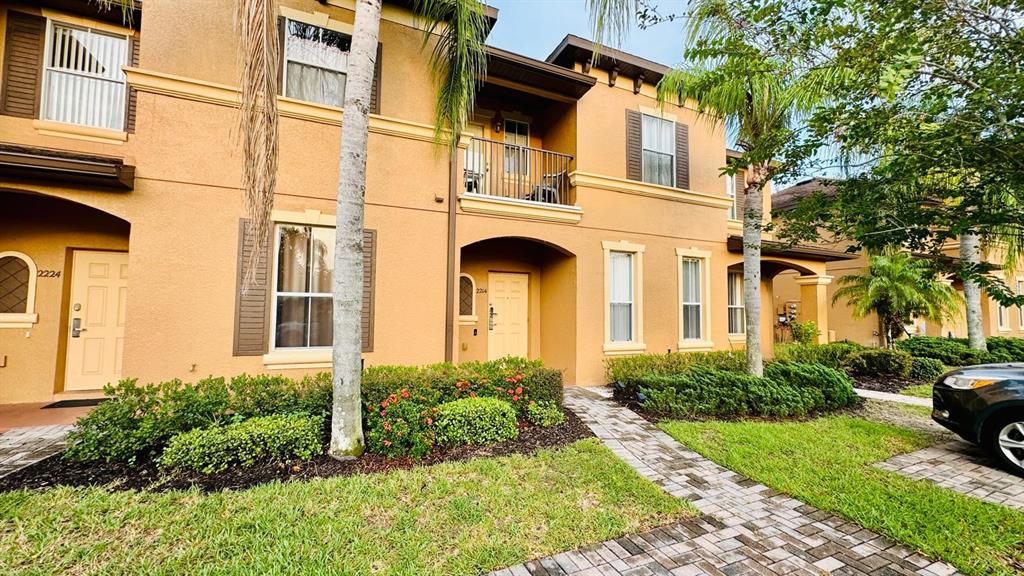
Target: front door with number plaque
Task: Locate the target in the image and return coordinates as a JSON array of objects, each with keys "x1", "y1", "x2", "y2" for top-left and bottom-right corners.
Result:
[
  {"x1": 64, "y1": 250, "x2": 129, "y2": 391},
  {"x1": 487, "y1": 272, "x2": 528, "y2": 360}
]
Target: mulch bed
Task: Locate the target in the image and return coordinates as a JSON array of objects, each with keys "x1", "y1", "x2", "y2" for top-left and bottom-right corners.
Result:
[
  {"x1": 0, "y1": 411, "x2": 593, "y2": 494},
  {"x1": 851, "y1": 375, "x2": 922, "y2": 394}
]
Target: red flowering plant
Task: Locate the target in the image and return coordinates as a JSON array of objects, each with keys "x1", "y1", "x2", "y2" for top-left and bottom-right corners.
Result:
[{"x1": 364, "y1": 390, "x2": 436, "y2": 458}]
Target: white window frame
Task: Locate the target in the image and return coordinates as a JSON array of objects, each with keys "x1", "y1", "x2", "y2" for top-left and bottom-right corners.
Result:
[
  {"x1": 281, "y1": 16, "x2": 352, "y2": 107},
  {"x1": 677, "y1": 248, "x2": 712, "y2": 350},
  {"x1": 41, "y1": 19, "x2": 130, "y2": 131},
  {"x1": 640, "y1": 113, "x2": 676, "y2": 187},
  {"x1": 603, "y1": 240, "x2": 645, "y2": 354},
  {"x1": 269, "y1": 222, "x2": 335, "y2": 352},
  {"x1": 1018, "y1": 277, "x2": 1024, "y2": 328},
  {"x1": 726, "y1": 174, "x2": 738, "y2": 220},
  {"x1": 0, "y1": 251, "x2": 39, "y2": 329},
  {"x1": 458, "y1": 273, "x2": 478, "y2": 325},
  {"x1": 727, "y1": 270, "x2": 746, "y2": 335}
]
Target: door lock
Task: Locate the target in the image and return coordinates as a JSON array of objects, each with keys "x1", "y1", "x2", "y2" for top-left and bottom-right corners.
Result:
[{"x1": 488, "y1": 305, "x2": 497, "y2": 330}]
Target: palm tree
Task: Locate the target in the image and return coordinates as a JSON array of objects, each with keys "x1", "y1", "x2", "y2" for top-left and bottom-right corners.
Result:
[
  {"x1": 832, "y1": 249, "x2": 963, "y2": 348},
  {"x1": 587, "y1": 0, "x2": 834, "y2": 375},
  {"x1": 330, "y1": 0, "x2": 487, "y2": 457}
]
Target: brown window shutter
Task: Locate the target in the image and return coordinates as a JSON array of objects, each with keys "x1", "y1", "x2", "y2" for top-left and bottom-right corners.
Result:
[
  {"x1": 362, "y1": 229, "x2": 376, "y2": 352},
  {"x1": 735, "y1": 169, "x2": 747, "y2": 219},
  {"x1": 369, "y1": 43, "x2": 382, "y2": 114},
  {"x1": 1, "y1": 11, "x2": 45, "y2": 119},
  {"x1": 125, "y1": 33, "x2": 141, "y2": 133},
  {"x1": 625, "y1": 109, "x2": 642, "y2": 181},
  {"x1": 675, "y1": 122, "x2": 690, "y2": 190},
  {"x1": 277, "y1": 16, "x2": 286, "y2": 95},
  {"x1": 233, "y1": 219, "x2": 271, "y2": 356}
]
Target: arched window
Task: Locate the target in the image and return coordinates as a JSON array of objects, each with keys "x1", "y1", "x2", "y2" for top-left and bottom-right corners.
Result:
[
  {"x1": 459, "y1": 273, "x2": 477, "y2": 324},
  {"x1": 0, "y1": 251, "x2": 39, "y2": 328}
]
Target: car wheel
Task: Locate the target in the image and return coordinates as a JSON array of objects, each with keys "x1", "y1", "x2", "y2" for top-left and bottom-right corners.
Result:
[{"x1": 986, "y1": 414, "x2": 1024, "y2": 477}]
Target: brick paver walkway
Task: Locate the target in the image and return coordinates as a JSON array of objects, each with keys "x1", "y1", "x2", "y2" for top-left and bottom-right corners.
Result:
[
  {"x1": 492, "y1": 388, "x2": 961, "y2": 576},
  {"x1": 0, "y1": 425, "x2": 73, "y2": 478},
  {"x1": 876, "y1": 440, "x2": 1024, "y2": 512}
]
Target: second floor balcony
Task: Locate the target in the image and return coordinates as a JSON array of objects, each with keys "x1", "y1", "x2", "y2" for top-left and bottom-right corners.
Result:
[{"x1": 463, "y1": 137, "x2": 573, "y2": 207}]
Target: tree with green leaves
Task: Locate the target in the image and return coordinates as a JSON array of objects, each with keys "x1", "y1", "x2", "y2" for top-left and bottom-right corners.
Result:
[
  {"x1": 587, "y1": 0, "x2": 838, "y2": 375},
  {"x1": 231, "y1": 0, "x2": 488, "y2": 458},
  {"x1": 832, "y1": 249, "x2": 963, "y2": 348}
]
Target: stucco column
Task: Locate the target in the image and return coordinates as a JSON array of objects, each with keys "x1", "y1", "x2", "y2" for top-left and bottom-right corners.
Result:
[{"x1": 794, "y1": 275, "x2": 834, "y2": 344}]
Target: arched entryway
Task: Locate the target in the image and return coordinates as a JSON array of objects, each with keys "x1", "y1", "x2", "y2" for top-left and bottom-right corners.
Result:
[
  {"x1": 458, "y1": 236, "x2": 577, "y2": 383},
  {"x1": 760, "y1": 259, "x2": 833, "y2": 345},
  {"x1": 0, "y1": 190, "x2": 131, "y2": 403}
]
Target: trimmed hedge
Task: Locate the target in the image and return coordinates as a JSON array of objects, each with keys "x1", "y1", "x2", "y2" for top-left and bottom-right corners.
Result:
[
  {"x1": 843, "y1": 348, "x2": 913, "y2": 378},
  {"x1": 435, "y1": 397, "x2": 519, "y2": 447},
  {"x1": 606, "y1": 350, "x2": 746, "y2": 399},
  {"x1": 65, "y1": 373, "x2": 331, "y2": 464},
  {"x1": 525, "y1": 400, "x2": 566, "y2": 427},
  {"x1": 159, "y1": 414, "x2": 323, "y2": 474},
  {"x1": 633, "y1": 363, "x2": 856, "y2": 419},
  {"x1": 774, "y1": 342, "x2": 865, "y2": 370},
  {"x1": 909, "y1": 357, "x2": 947, "y2": 383},
  {"x1": 895, "y1": 337, "x2": 988, "y2": 366},
  {"x1": 985, "y1": 336, "x2": 1024, "y2": 362}
]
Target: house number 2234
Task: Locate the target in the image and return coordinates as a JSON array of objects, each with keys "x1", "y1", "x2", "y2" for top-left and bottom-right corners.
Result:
[{"x1": 37, "y1": 270, "x2": 61, "y2": 278}]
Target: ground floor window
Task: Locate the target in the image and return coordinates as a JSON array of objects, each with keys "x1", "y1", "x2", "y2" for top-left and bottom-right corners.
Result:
[
  {"x1": 727, "y1": 271, "x2": 745, "y2": 334},
  {"x1": 603, "y1": 240, "x2": 645, "y2": 353},
  {"x1": 273, "y1": 224, "x2": 334, "y2": 348},
  {"x1": 609, "y1": 251, "x2": 634, "y2": 341},
  {"x1": 0, "y1": 251, "x2": 38, "y2": 328},
  {"x1": 677, "y1": 247, "x2": 711, "y2": 346},
  {"x1": 459, "y1": 273, "x2": 477, "y2": 323}
]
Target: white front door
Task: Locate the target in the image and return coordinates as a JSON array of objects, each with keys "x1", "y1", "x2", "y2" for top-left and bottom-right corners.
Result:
[
  {"x1": 487, "y1": 272, "x2": 528, "y2": 360},
  {"x1": 65, "y1": 250, "x2": 128, "y2": 391}
]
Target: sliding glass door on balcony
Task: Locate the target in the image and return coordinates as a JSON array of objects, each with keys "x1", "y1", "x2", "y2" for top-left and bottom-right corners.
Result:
[
  {"x1": 43, "y1": 22, "x2": 129, "y2": 131},
  {"x1": 463, "y1": 137, "x2": 573, "y2": 206}
]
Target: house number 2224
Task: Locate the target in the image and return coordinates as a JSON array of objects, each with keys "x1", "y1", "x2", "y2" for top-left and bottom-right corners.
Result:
[{"x1": 37, "y1": 270, "x2": 61, "y2": 278}]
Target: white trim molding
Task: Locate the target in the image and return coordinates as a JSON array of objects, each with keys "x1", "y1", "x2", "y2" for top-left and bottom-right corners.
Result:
[
  {"x1": 602, "y1": 240, "x2": 645, "y2": 355},
  {"x1": 0, "y1": 251, "x2": 40, "y2": 329},
  {"x1": 458, "y1": 193, "x2": 583, "y2": 224},
  {"x1": 571, "y1": 171, "x2": 733, "y2": 209},
  {"x1": 676, "y1": 247, "x2": 714, "y2": 351},
  {"x1": 262, "y1": 349, "x2": 332, "y2": 370},
  {"x1": 794, "y1": 274, "x2": 834, "y2": 286}
]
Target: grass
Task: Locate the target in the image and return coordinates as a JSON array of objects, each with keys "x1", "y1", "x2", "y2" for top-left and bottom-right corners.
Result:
[
  {"x1": 660, "y1": 417, "x2": 1024, "y2": 576},
  {"x1": 901, "y1": 384, "x2": 933, "y2": 398},
  {"x1": 0, "y1": 439, "x2": 691, "y2": 576}
]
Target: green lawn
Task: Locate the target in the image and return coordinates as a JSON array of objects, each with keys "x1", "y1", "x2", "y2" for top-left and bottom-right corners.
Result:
[
  {"x1": 0, "y1": 439, "x2": 690, "y2": 576},
  {"x1": 660, "y1": 417, "x2": 1024, "y2": 576},
  {"x1": 901, "y1": 383, "x2": 933, "y2": 398}
]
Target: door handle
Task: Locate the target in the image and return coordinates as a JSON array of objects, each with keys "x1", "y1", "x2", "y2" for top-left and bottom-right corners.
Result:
[
  {"x1": 488, "y1": 306, "x2": 497, "y2": 330},
  {"x1": 71, "y1": 317, "x2": 86, "y2": 338}
]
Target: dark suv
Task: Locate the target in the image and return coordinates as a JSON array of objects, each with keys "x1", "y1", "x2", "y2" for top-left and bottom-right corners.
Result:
[{"x1": 932, "y1": 363, "x2": 1024, "y2": 476}]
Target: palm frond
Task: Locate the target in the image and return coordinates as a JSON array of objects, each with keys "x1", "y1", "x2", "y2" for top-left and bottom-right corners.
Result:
[
  {"x1": 414, "y1": 0, "x2": 489, "y2": 151},
  {"x1": 236, "y1": 0, "x2": 279, "y2": 291},
  {"x1": 93, "y1": 0, "x2": 137, "y2": 25},
  {"x1": 586, "y1": 0, "x2": 638, "y2": 49}
]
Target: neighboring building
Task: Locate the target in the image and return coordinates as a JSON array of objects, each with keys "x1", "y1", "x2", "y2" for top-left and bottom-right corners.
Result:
[
  {"x1": 773, "y1": 178, "x2": 1024, "y2": 346},
  {"x1": 0, "y1": 1, "x2": 851, "y2": 405}
]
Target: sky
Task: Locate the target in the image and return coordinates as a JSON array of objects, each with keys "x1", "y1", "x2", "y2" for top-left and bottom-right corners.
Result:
[{"x1": 485, "y1": 0, "x2": 689, "y2": 67}]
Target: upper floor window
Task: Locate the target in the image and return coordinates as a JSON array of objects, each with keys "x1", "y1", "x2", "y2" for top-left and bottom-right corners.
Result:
[
  {"x1": 43, "y1": 22, "x2": 128, "y2": 130},
  {"x1": 283, "y1": 19, "x2": 351, "y2": 107},
  {"x1": 641, "y1": 114, "x2": 675, "y2": 186},
  {"x1": 726, "y1": 174, "x2": 738, "y2": 219},
  {"x1": 273, "y1": 224, "x2": 334, "y2": 349},
  {"x1": 727, "y1": 271, "x2": 745, "y2": 334}
]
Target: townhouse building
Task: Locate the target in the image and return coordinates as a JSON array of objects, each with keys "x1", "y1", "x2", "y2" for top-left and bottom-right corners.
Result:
[{"x1": 0, "y1": 0, "x2": 850, "y2": 405}]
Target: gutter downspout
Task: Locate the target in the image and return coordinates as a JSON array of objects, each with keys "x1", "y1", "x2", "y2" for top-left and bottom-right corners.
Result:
[{"x1": 444, "y1": 150, "x2": 457, "y2": 362}]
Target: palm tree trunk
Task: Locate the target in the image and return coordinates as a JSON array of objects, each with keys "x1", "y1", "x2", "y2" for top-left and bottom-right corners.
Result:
[
  {"x1": 877, "y1": 315, "x2": 888, "y2": 348},
  {"x1": 330, "y1": 0, "x2": 381, "y2": 459},
  {"x1": 742, "y1": 165, "x2": 765, "y2": 376},
  {"x1": 960, "y1": 232, "x2": 987, "y2": 351}
]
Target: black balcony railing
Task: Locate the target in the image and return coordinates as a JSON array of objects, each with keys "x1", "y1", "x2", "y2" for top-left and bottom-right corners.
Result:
[{"x1": 463, "y1": 137, "x2": 573, "y2": 206}]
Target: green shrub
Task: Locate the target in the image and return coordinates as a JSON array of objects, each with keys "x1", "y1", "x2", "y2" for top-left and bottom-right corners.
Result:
[
  {"x1": 525, "y1": 400, "x2": 566, "y2": 427},
  {"x1": 362, "y1": 358, "x2": 563, "y2": 415},
  {"x1": 985, "y1": 336, "x2": 1024, "y2": 362},
  {"x1": 364, "y1": 390, "x2": 436, "y2": 459},
  {"x1": 435, "y1": 397, "x2": 519, "y2": 447},
  {"x1": 65, "y1": 377, "x2": 231, "y2": 464},
  {"x1": 606, "y1": 350, "x2": 746, "y2": 399},
  {"x1": 790, "y1": 321, "x2": 821, "y2": 346},
  {"x1": 774, "y1": 341, "x2": 865, "y2": 370},
  {"x1": 764, "y1": 362, "x2": 858, "y2": 410},
  {"x1": 908, "y1": 357, "x2": 947, "y2": 382},
  {"x1": 229, "y1": 372, "x2": 332, "y2": 418},
  {"x1": 637, "y1": 367, "x2": 819, "y2": 418},
  {"x1": 159, "y1": 414, "x2": 323, "y2": 474},
  {"x1": 844, "y1": 348, "x2": 914, "y2": 378},
  {"x1": 895, "y1": 337, "x2": 986, "y2": 366}
]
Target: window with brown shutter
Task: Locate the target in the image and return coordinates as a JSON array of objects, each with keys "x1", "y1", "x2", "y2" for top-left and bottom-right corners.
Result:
[
  {"x1": 674, "y1": 122, "x2": 690, "y2": 190},
  {"x1": 1, "y1": 11, "x2": 46, "y2": 119},
  {"x1": 625, "y1": 109, "x2": 642, "y2": 181},
  {"x1": 234, "y1": 219, "x2": 271, "y2": 356},
  {"x1": 125, "y1": 33, "x2": 141, "y2": 133}
]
